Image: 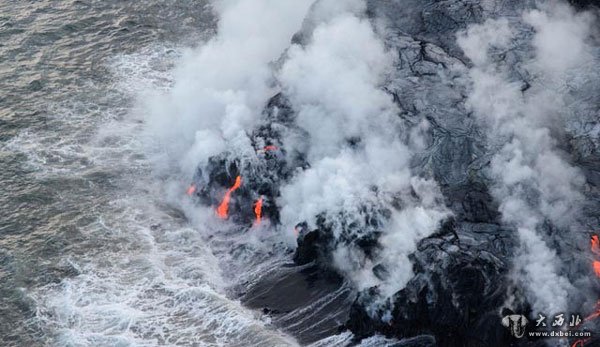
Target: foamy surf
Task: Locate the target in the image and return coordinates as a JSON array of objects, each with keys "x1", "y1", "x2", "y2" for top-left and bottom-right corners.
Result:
[
  {"x1": 31, "y1": 197, "x2": 300, "y2": 347},
  {"x1": 17, "y1": 45, "x2": 309, "y2": 347}
]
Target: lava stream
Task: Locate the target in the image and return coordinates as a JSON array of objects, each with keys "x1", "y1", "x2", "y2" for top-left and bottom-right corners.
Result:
[
  {"x1": 574, "y1": 235, "x2": 600, "y2": 346},
  {"x1": 592, "y1": 235, "x2": 600, "y2": 255},
  {"x1": 186, "y1": 184, "x2": 197, "y2": 196},
  {"x1": 254, "y1": 196, "x2": 263, "y2": 226},
  {"x1": 216, "y1": 176, "x2": 242, "y2": 219},
  {"x1": 257, "y1": 145, "x2": 278, "y2": 154}
]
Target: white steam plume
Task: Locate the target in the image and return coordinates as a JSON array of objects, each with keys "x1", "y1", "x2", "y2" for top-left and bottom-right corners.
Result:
[
  {"x1": 457, "y1": 1, "x2": 593, "y2": 315},
  {"x1": 143, "y1": 0, "x2": 450, "y2": 308},
  {"x1": 278, "y1": 5, "x2": 449, "y2": 298},
  {"x1": 144, "y1": 0, "x2": 313, "y2": 177}
]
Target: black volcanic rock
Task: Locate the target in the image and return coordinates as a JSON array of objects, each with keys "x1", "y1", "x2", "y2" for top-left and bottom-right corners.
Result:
[
  {"x1": 241, "y1": 263, "x2": 353, "y2": 345},
  {"x1": 346, "y1": 220, "x2": 518, "y2": 347},
  {"x1": 292, "y1": 208, "x2": 388, "y2": 270},
  {"x1": 569, "y1": 0, "x2": 600, "y2": 8},
  {"x1": 392, "y1": 335, "x2": 437, "y2": 347},
  {"x1": 294, "y1": 226, "x2": 325, "y2": 265},
  {"x1": 444, "y1": 183, "x2": 500, "y2": 224},
  {"x1": 189, "y1": 94, "x2": 305, "y2": 225},
  {"x1": 278, "y1": 0, "x2": 599, "y2": 344}
]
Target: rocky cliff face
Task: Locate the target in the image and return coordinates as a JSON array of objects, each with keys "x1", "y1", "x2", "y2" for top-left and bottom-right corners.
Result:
[{"x1": 190, "y1": 0, "x2": 600, "y2": 345}]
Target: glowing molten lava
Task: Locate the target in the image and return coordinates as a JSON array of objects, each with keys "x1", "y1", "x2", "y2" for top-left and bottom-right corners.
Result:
[
  {"x1": 216, "y1": 176, "x2": 242, "y2": 219},
  {"x1": 254, "y1": 197, "x2": 263, "y2": 226},
  {"x1": 572, "y1": 339, "x2": 589, "y2": 347},
  {"x1": 186, "y1": 184, "x2": 197, "y2": 196},
  {"x1": 592, "y1": 235, "x2": 600, "y2": 255},
  {"x1": 592, "y1": 235, "x2": 600, "y2": 278},
  {"x1": 257, "y1": 145, "x2": 279, "y2": 154},
  {"x1": 562, "y1": 235, "x2": 600, "y2": 347},
  {"x1": 574, "y1": 235, "x2": 600, "y2": 346},
  {"x1": 584, "y1": 301, "x2": 600, "y2": 322}
]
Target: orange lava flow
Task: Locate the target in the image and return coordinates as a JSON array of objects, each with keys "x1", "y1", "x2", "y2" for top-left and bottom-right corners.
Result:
[
  {"x1": 576, "y1": 235, "x2": 600, "y2": 347},
  {"x1": 216, "y1": 176, "x2": 242, "y2": 219},
  {"x1": 585, "y1": 310, "x2": 600, "y2": 322},
  {"x1": 257, "y1": 145, "x2": 278, "y2": 154},
  {"x1": 582, "y1": 301, "x2": 600, "y2": 328},
  {"x1": 254, "y1": 197, "x2": 263, "y2": 226},
  {"x1": 572, "y1": 339, "x2": 589, "y2": 347},
  {"x1": 592, "y1": 235, "x2": 600, "y2": 255},
  {"x1": 186, "y1": 184, "x2": 197, "y2": 196}
]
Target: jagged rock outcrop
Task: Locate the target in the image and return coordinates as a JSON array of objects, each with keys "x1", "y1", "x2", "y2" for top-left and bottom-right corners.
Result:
[
  {"x1": 346, "y1": 219, "x2": 517, "y2": 347},
  {"x1": 188, "y1": 93, "x2": 306, "y2": 225}
]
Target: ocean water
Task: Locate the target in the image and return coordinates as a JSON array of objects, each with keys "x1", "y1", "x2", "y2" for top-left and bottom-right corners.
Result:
[{"x1": 0, "y1": 1, "x2": 287, "y2": 345}]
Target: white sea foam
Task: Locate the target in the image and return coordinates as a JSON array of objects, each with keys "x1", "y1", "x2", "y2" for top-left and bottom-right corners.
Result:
[{"x1": 24, "y1": 45, "x2": 306, "y2": 347}]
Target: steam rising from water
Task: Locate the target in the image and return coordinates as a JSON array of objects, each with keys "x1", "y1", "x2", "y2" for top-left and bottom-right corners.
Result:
[
  {"x1": 457, "y1": 1, "x2": 595, "y2": 315},
  {"x1": 278, "y1": 8, "x2": 449, "y2": 296},
  {"x1": 144, "y1": 0, "x2": 450, "y2": 303}
]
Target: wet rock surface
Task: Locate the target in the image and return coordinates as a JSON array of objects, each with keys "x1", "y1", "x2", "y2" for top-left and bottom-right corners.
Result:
[{"x1": 241, "y1": 263, "x2": 354, "y2": 345}]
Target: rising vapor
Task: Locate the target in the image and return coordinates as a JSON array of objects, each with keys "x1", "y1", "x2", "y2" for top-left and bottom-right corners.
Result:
[
  {"x1": 457, "y1": 1, "x2": 595, "y2": 315},
  {"x1": 278, "y1": 3, "x2": 449, "y2": 298},
  {"x1": 138, "y1": 0, "x2": 600, "y2": 344}
]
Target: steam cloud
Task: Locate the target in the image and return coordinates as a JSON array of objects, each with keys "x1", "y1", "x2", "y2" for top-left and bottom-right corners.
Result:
[
  {"x1": 144, "y1": 0, "x2": 450, "y2": 304},
  {"x1": 277, "y1": 3, "x2": 449, "y2": 298},
  {"x1": 143, "y1": 0, "x2": 598, "y2": 323},
  {"x1": 144, "y1": 0, "x2": 314, "y2": 177},
  {"x1": 457, "y1": 1, "x2": 595, "y2": 315}
]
